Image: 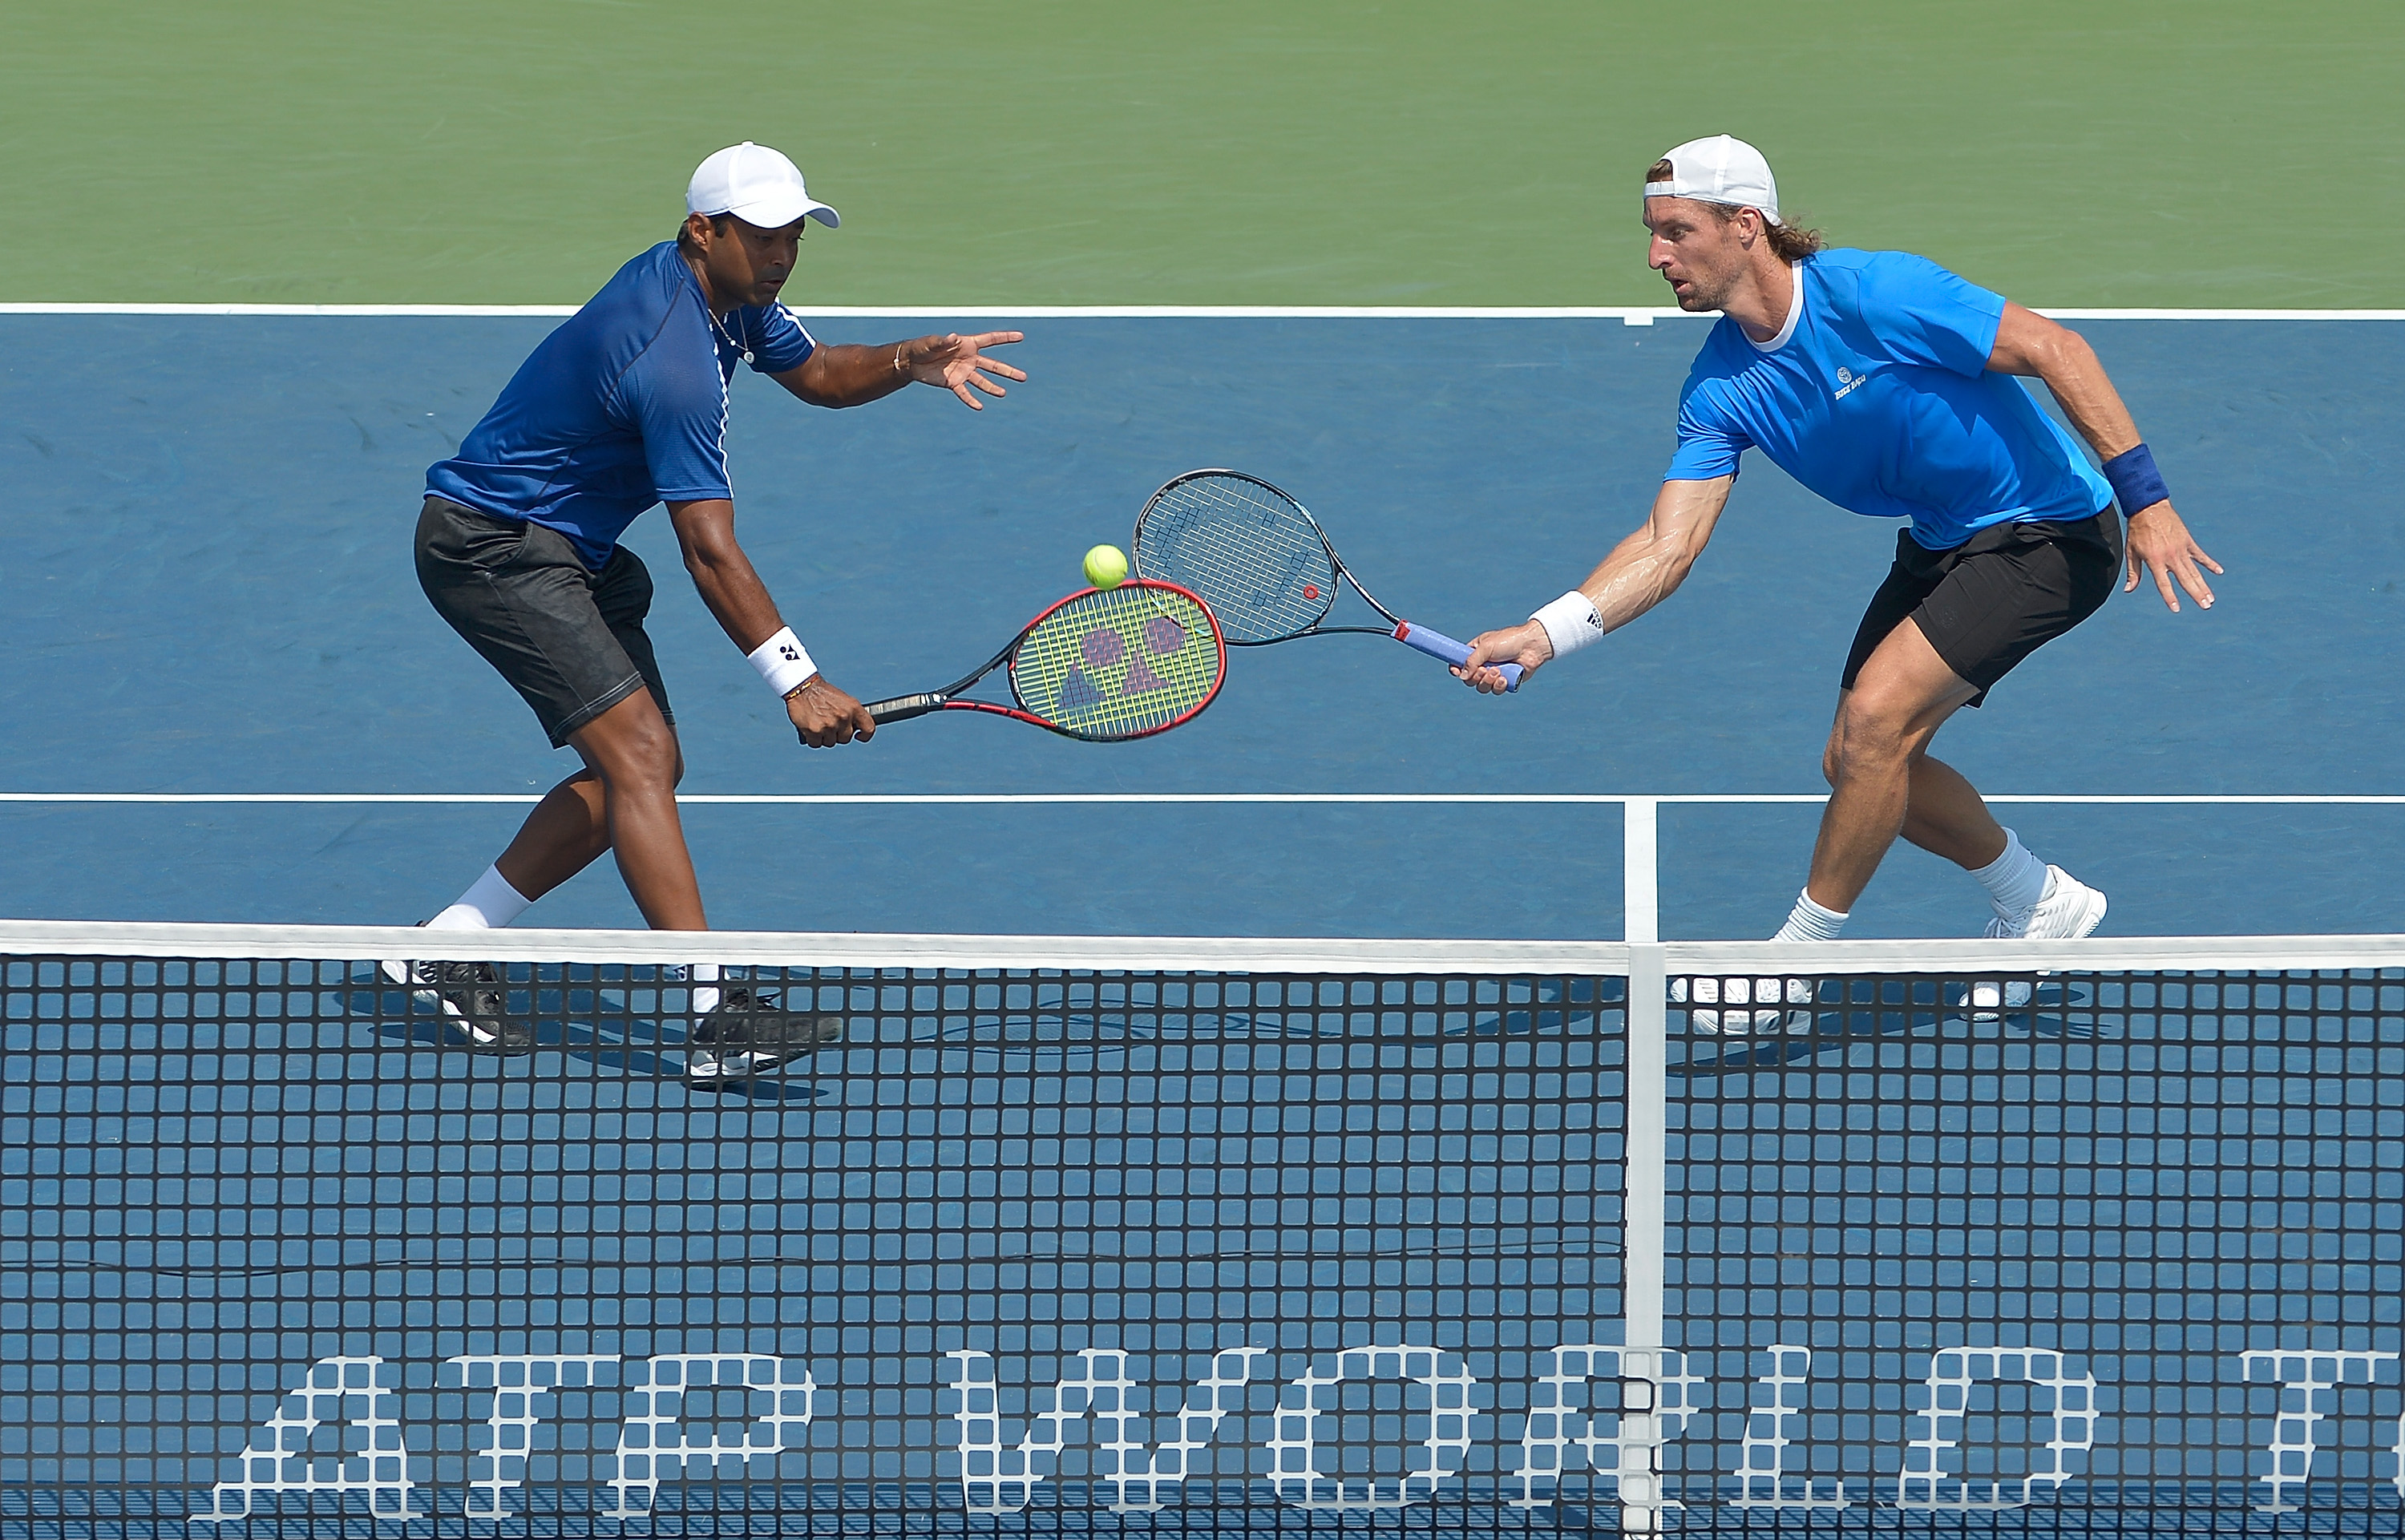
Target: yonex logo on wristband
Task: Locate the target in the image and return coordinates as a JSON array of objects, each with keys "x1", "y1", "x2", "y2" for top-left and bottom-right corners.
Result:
[{"x1": 749, "y1": 626, "x2": 817, "y2": 697}]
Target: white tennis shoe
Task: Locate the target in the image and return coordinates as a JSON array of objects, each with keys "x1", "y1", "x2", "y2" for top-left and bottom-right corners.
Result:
[
  {"x1": 1983, "y1": 866, "x2": 2108, "y2": 941},
  {"x1": 1671, "y1": 975, "x2": 1816, "y2": 1035},
  {"x1": 1970, "y1": 866, "x2": 2106, "y2": 1013}
]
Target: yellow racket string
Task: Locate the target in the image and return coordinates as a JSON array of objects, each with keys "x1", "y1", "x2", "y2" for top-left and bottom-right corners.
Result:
[{"x1": 1010, "y1": 585, "x2": 1222, "y2": 738}]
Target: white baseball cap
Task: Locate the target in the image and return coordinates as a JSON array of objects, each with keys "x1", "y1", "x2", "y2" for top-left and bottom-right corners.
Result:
[
  {"x1": 686, "y1": 141, "x2": 839, "y2": 229},
  {"x1": 1645, "y1": 135, "x2": 1781, "y2": 226}
]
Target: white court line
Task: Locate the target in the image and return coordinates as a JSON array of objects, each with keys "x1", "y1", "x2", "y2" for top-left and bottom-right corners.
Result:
[
  {"x1": 2, "y1": 303, "x2": 2400, "y2": 321},
  {"x1": 2, "y1": 792, "x2": 2403, "y2": 806},
  {"x1": 1623, "y1": 798, "x2": 1659, "y2": 945}
]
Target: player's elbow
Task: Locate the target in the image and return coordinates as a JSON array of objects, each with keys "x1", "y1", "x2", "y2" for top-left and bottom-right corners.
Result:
[
  {"x1": 2042, "y1": 325, "x2": 2098, "y2": 378},
  {"x1": 680, "y1": 542, "x2": 738, "y2": 583},
  {"x1": 676, "y1": 528, "x2": 745, "y2": 584},
  {"x1": 2015, "y1": 317, "x2": 2096, "y2": 384}
]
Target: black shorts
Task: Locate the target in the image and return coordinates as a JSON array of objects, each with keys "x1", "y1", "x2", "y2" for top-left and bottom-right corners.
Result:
[
  {"x1": 414, "y1": 496, "x2": 673, "y2": 747},
  {"x1": 1841, "y1": 511, "x2": 2122, "y2": 707}
]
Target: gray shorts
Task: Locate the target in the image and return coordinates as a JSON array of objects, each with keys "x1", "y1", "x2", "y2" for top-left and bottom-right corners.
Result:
[{"x1": 414, "y1": 496, "x2": 673, "y2": 747}]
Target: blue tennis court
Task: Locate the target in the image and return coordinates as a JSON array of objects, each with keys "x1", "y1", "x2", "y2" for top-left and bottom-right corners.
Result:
[
  {"x1": 4, "y1": 309, "x2": 2404, "y2": 1534},
  {"x1": 2, "y1": 313, "x2": 2399, "y2": 939}
]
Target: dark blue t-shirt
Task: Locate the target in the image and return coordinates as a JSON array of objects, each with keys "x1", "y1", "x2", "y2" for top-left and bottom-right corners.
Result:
[
  {"x1": 426, "y1": 241, "x2": 817, "y2": 568},
  {"x1": 1665, "y1": 249, "x2": 2110, "y2": 550}
]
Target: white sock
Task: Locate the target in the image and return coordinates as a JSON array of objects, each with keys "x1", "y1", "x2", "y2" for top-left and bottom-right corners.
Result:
[
  {"x1": 1772, "y1": 888, "x2": 1848, "y2": 942},
  {"x1": 663, "y1": 963, "x2": 723, "y2": 1015},
  {"x1": 1969, "y1": 828, "x2": 2048, "y2": 916},
  {"x1": 426, "y1": 864, "x2": 532, "y2": 932}
]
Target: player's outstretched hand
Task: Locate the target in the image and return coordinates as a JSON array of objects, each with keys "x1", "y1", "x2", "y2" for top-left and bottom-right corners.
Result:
[
  {"x1": 1456, "y1": 621, "x2": 1554, "y2": 695},
  {"x1": 787, "y1": 677, "x2": 877, "y2": 747},
  {"x1": 2123, "y1": 501, "x2": 2222, "y2": 612},
  {"x1": 901, "y1": 332, "x2": 1028, "y2": 410}
]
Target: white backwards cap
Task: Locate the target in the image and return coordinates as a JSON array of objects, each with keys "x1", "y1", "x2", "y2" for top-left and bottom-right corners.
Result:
[
  {"x1": 1645, "y1": 135, "x2": 1781, "y2": 226},
  {"x1": 686, "y1": 141, "x2": 839, "y2": 229}
]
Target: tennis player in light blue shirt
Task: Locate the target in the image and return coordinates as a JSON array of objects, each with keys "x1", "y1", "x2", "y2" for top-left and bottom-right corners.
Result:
[{"x1": 1462, "y1": 136, "x2": 2221, "y2": 957}]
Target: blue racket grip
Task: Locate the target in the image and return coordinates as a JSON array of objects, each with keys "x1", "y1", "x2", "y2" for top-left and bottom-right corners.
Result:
[{"x1": 1392, "y1": 621, "x2": 1522, "y2": 691}]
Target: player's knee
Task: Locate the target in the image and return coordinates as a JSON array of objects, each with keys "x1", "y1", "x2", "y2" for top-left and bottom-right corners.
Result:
[
  {"x1": 1830, "y1": 697, "x2": 1911, "y2": 778},
  {"x1": 596, "y1": 721, "x2": 680, "y2": 795}
]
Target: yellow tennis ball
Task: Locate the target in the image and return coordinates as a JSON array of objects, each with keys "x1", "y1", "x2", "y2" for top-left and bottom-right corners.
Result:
[{"x1": 1083, "y1": 543, "x2": 1130, "y2": 590}]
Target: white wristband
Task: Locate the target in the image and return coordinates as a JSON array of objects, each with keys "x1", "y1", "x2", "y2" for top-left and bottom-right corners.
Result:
[
  {"x1": 746, "y1": 626, "x2": 818, "y2": 697},
  {"x1": 1530, "y1": 591, "x2": 1606, "y2": 660}
]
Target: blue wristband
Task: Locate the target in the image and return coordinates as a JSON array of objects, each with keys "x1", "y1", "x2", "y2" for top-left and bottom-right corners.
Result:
[{"x1": 2101, "y1": 443, "x2": 2169, "y2": 515}]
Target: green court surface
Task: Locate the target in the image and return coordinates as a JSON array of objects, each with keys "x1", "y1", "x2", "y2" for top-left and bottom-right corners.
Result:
[{"x1": 3, "y1": 0, "x2": 2398, "y2": 308}]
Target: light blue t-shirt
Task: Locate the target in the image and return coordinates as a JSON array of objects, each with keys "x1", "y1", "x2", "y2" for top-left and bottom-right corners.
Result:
[
  {"x1": 427, "y1": 241, "x2": 817, "y2": 568},
  {"x1": 1664, "y1": 249, "x2": 2110, "y2": 551}
]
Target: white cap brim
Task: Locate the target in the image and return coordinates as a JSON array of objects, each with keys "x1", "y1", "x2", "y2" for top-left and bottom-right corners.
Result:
[
  {"x1": 1643, "y1": 182, "x2": 1780, "y2": 226},
  {"x1": 709, "y1": 192, "x2": 839, "y2": 229}
]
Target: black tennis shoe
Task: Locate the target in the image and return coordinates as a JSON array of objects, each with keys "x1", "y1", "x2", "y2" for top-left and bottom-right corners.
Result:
[
  {"x1": 378, "y1": 931, "x2": 535, "y2": 1055},
  {"x1": 683, "y1": 988, "x2": 845, "y2": 1086}
]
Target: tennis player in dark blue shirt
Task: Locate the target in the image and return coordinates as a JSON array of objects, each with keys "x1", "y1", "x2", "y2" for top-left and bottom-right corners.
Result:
[{"x1": 393, "y1": 142, "x2": 1025, "y2": 1077}]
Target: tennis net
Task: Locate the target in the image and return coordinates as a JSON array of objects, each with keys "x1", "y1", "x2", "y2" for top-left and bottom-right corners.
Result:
[{"x1": 2, "y1": 920, "x2": 2399, "y2": 1534}]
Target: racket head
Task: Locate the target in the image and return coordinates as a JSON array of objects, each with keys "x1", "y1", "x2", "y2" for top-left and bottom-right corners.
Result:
[
  {"x1": 1007, "y1": 579, "x2": 1226, "y2": 741},
  {"x1": 1131, "y1": 469, "x2": 1338, "y2": 644}
]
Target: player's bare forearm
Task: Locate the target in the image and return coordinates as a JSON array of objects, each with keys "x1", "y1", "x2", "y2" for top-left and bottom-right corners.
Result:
[
  {"x1": 666, "y1": 499, "x2": 786, "y2": 651},
  {"x1": 1578, "y1": 476, "x2": 1732, "y2": 630},
  {"x1": 1458, "y1": 476, "x2": 1730, "y2": 691},
  {"x1": 1987, "y1": 303, "x2": 2140, "y2": 460},
  {"x1": 668, "y1": 498, "x2": 876, "y2": 742},
  {"x1": 1987, "y1": 304, "x2": 2221, "y2": 609},
  {"x1": 774, "y1": 330, "x2": 1026, "y2": 410},
  {"x1": 774, "y1": 344, "x2": 913, "y2": 408}
]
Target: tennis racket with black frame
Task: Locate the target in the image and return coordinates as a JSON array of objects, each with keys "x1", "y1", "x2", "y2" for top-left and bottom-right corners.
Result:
[
  {"x1": 1130, "y1": 468, "x2": 1522, "y2": 689},
  {"x1": 861, "y1": 578, "x2": 1225, "y2": 740}
]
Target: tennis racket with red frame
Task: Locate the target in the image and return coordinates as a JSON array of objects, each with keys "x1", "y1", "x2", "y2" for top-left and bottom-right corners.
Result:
[{"x1": 862, "y1": 579, "x2": 1225, "y2": 740}]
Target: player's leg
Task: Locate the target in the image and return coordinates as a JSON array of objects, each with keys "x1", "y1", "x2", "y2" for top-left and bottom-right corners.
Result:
[
  {"x1": 1823, "y1": 685, "x2": 2014, "y2": 873},
  {"x1": 480, "y1": 693, "x2": 695, "y2": 913},
  {"x1": 1793, "y1": 519, "x2": 2120, "y2": 941},
  {"x1": 560, "y1": 690, "x2": 705, "y2": 930},
  {"x1": 1897, "y1": 754, "x2": 2005, "y2": 867},
  {"x1": 487, "y1": 564, "x2": 690, "y2": 916},
  {"x1": 1803, "y1": 617, "x2": 1979, "y2": 915},
  {"x1": 415, "y1": 510, "x2": 704, "y2": 922},
  {"x1": 398, "y1": 498, "x2": 620, "y2": 1048},
  {"x1": 489, "y1": 770, "x2": 610, "y2": 901}
]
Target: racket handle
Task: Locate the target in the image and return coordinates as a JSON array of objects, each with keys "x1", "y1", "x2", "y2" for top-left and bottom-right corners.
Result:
[
  {"x1": 1392, "y1": 621, "x2": 1522, "y2": 691},
  {"x1": 864, "y1": 693, "x2": 946, "y2": 723}
]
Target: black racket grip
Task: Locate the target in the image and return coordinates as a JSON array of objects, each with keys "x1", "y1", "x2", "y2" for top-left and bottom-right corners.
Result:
[{"x1": 864, "y1": 693, "x2": 947, "y2": 723}]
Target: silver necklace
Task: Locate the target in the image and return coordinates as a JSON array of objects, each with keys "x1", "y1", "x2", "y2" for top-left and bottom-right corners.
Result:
[{"x1": 703, "y1": 298, "x2": 753, "y2": 364}]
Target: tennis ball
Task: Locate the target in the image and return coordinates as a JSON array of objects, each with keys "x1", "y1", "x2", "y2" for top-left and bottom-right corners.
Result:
[{"x1": 1083, "y1": 544, "x2": 1130, "y2": 590}]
